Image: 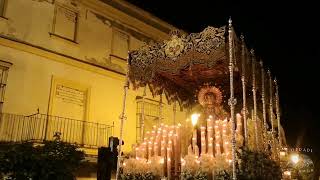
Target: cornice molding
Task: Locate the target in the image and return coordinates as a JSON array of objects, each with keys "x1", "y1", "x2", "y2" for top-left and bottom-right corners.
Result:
[{"x1": 79, "y1": 0, "x2": 179, "y2": 41}]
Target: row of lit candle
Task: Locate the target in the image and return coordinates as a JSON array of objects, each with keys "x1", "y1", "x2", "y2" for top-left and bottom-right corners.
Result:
[
  {"x1": 135, "y1": 123, "x2": 181, "y2": 178},
  {"x1": 190, "y1": 113, "x2": 243, "y2": 159}
]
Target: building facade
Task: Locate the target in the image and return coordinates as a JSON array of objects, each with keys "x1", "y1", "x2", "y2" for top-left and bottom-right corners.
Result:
[{"x1": 0, "y1": 0, "x2": 187, "y2": 161}]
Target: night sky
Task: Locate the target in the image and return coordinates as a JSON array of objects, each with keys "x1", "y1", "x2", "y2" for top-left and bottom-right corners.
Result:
[{"x1": 128, "y1": 0, "x2": 319, "y2": 168}]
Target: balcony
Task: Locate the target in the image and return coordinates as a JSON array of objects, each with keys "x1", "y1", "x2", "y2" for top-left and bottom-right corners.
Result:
[{"x1": 0, "y1": 113, "x2": 114, "y2": 148}]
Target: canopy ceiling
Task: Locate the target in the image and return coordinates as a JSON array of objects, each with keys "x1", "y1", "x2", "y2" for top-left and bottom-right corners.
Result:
[{"x1": 128, "y1": 25, "x2": 262, "y2": 108}]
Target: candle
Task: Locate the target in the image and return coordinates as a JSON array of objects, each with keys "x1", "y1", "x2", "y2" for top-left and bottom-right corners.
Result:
[
  {"x1": 161, "y1": 140, "x2": 166, "y2": 157},
  {"x1": 208, "y1": 137, "x2": 213, "y2": 156},
  {"x1": 236, "y1": 113, "x2": 242, "y2": 136},
  {"x1": 214, "y1": 120, "x2": 221, "y2": 156},
  {"x1": 154, "y1": 142, "x2": 158, "y2": 156},
  {"x1": 192, "y1": 128, "x2": 197, "y2": 153},
  {"x1": 194, "y1": 145, "x2": 200, "y2": 158},
  {"x1": 188, "y1": 144, "x2": 193, "y2": 155},
  {"x1": 207, "y1": 117, "x2": 214, "y2": 156},
  {"x1": 162, "y1": 127, "x2": 168, "y2": 177},
  {"x1": 174, "y1": 124, "x2": 181, "y2": 177},
  {"x1": 151, "y1": 129, "x2": 155, "y2": 140},
  {"x1": 155, "y1": 127, "x2": 162, "y2": 156},
  {"x1": 148, "y1": 141, "x2": 152, "y2": 160},
  {"x1": 167, "y1": 139, "x2": 172, "y2": 179},
  {"x1": 222, "y1": 120, "x2": 228, "y2": 154},
  {"x1": 212, "y1": 169, "x2": 215, "y2": 180},
  {"x1": 135, "y1": 147, "x2": 140, "y2": 159},
  {"x1": 201, "y1": 126, "x2": 206, "y2": 155}
]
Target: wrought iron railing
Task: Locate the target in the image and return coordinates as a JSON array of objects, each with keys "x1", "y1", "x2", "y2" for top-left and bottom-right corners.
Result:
[{"x1": 0, "y1": 113, "x2": 113, "y2": 148}]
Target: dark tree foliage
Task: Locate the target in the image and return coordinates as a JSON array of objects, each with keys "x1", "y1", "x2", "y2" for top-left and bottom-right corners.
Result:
[{"x1": 0, "y1": 139, "x2": 85, "y2": 180}]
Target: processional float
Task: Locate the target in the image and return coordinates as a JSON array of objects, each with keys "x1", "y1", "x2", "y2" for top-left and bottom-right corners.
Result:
[{"x1": 115, "y1": 19, "x2": 285, "y2": 180}]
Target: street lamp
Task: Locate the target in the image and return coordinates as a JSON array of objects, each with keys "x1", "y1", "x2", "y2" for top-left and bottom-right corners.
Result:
[{"x1": 291, "y1": 153, "x2": 300, "y2": 164}]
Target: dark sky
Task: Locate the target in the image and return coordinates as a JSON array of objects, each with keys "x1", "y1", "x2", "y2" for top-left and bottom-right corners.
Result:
[{"x1": 127, "y1": 0, "x2": 319, "y2": 158}]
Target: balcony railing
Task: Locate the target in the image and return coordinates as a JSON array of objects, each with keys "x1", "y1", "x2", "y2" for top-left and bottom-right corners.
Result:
[{"x1": 0, "y1": 113, "x2": 114, "y2": 148}]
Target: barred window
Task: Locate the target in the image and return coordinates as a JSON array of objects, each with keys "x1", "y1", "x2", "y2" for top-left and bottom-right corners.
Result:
[
  {"x1": 0, "y1": 0, "x2": 6, "y2": 17},
  {"x1": 136, "y1": 97, "x2": 166, "y2": 142},
  {"x1": 0, "y1": 60, "x2": 12, "y2": 112},
  {"x1": 52, "y1": 5, "x2": 78, "y2": 41},
  {"x1": 112, "y1": 29, "x2": 129, "y2": 59}
]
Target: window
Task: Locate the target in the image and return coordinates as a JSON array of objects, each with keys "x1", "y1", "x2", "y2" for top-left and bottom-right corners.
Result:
[
  {"x1": 0, "y1": 0, "x2": 6, "y2": 17},
  {"x1": 136, "y1": 97, "x2": 167, "y2": 142},
  {"x1": 52, "y1": 5, "x2": 78, "y2": 41},
  {"x1": 111, "y1": 29, "x2": 129, "y2": 59},
  {"x1": 0, "y1": 60, "x2": 12, "y2": 113}
]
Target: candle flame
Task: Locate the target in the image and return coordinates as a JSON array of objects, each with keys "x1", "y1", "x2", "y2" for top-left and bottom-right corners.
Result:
[
  {"x1": 191, "y1": 113, "x2": 200, "y2": 126},
  {"x1": 160, "y1": 158, "x2": 164, "y2": 164}
]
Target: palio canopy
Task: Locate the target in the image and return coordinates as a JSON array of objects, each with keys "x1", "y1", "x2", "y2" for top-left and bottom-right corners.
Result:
[{"x1": 128, "y1": 26, "x2": 262, "y2": 109}]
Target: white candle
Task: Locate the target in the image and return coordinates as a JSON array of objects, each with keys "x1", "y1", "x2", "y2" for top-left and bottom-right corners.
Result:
[
  {"x1": 192, "y1": 128, "x2": 197, "y2": 153},
  {"x1": 154, "y1": 142, "x2": 158, "y2": 156},
  {"x1": 148, "y1": 141, "x2": 152, "y2": 160},
  {"x1": 135, "y1": 147, "x2": 140, "y2": 159},
  {"x1": 201, "y1": 126, "x2": 206, "y2": 155},
  {"x1": 207, "y1": 117, "x2": 214, "y2": 156},
  {"x1": 222, "y1": 120, "x2": 228, "y2": 154},
  {"x1": 175, "y1": 124, "x2": 181, "y2": 177},
  {"x1": 236, "y1": 113, "x2": 242, "y2": 136},
  {"x1": 208, "y1": 137, "x2": 213, "y2": 156},
  {"x1": 142, "y1": 141, "x2": 147, "y2": 159},
  {"x1": 188, "y1": 144, "x2": 193, "y2": 155},
  {"x1": 161, "y1": 127, "x2": 167, "y2": 177},
  {"x1": 167, "y1": 139, "x2": 172, "y2": 179},
  {"x1": 215, "y1": 120, "x2": 221, "y2": 155},
  {"x1": 194, "y1": 145, "x2": 200, "y2": 158},
  {"x1": 155, "y1": 128, "x2": 162, "y2": 156}
]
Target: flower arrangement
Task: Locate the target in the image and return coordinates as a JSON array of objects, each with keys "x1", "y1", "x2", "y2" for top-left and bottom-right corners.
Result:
[
  {"x1": 181, "y1": 154, "x2": 232, "y2": 180},
  {"x1": 119, "y1": 156, "x2": 164, "y2": 180},
  {"x1": 181, "y1": 154, "x2": 200, "y2": 173}
]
